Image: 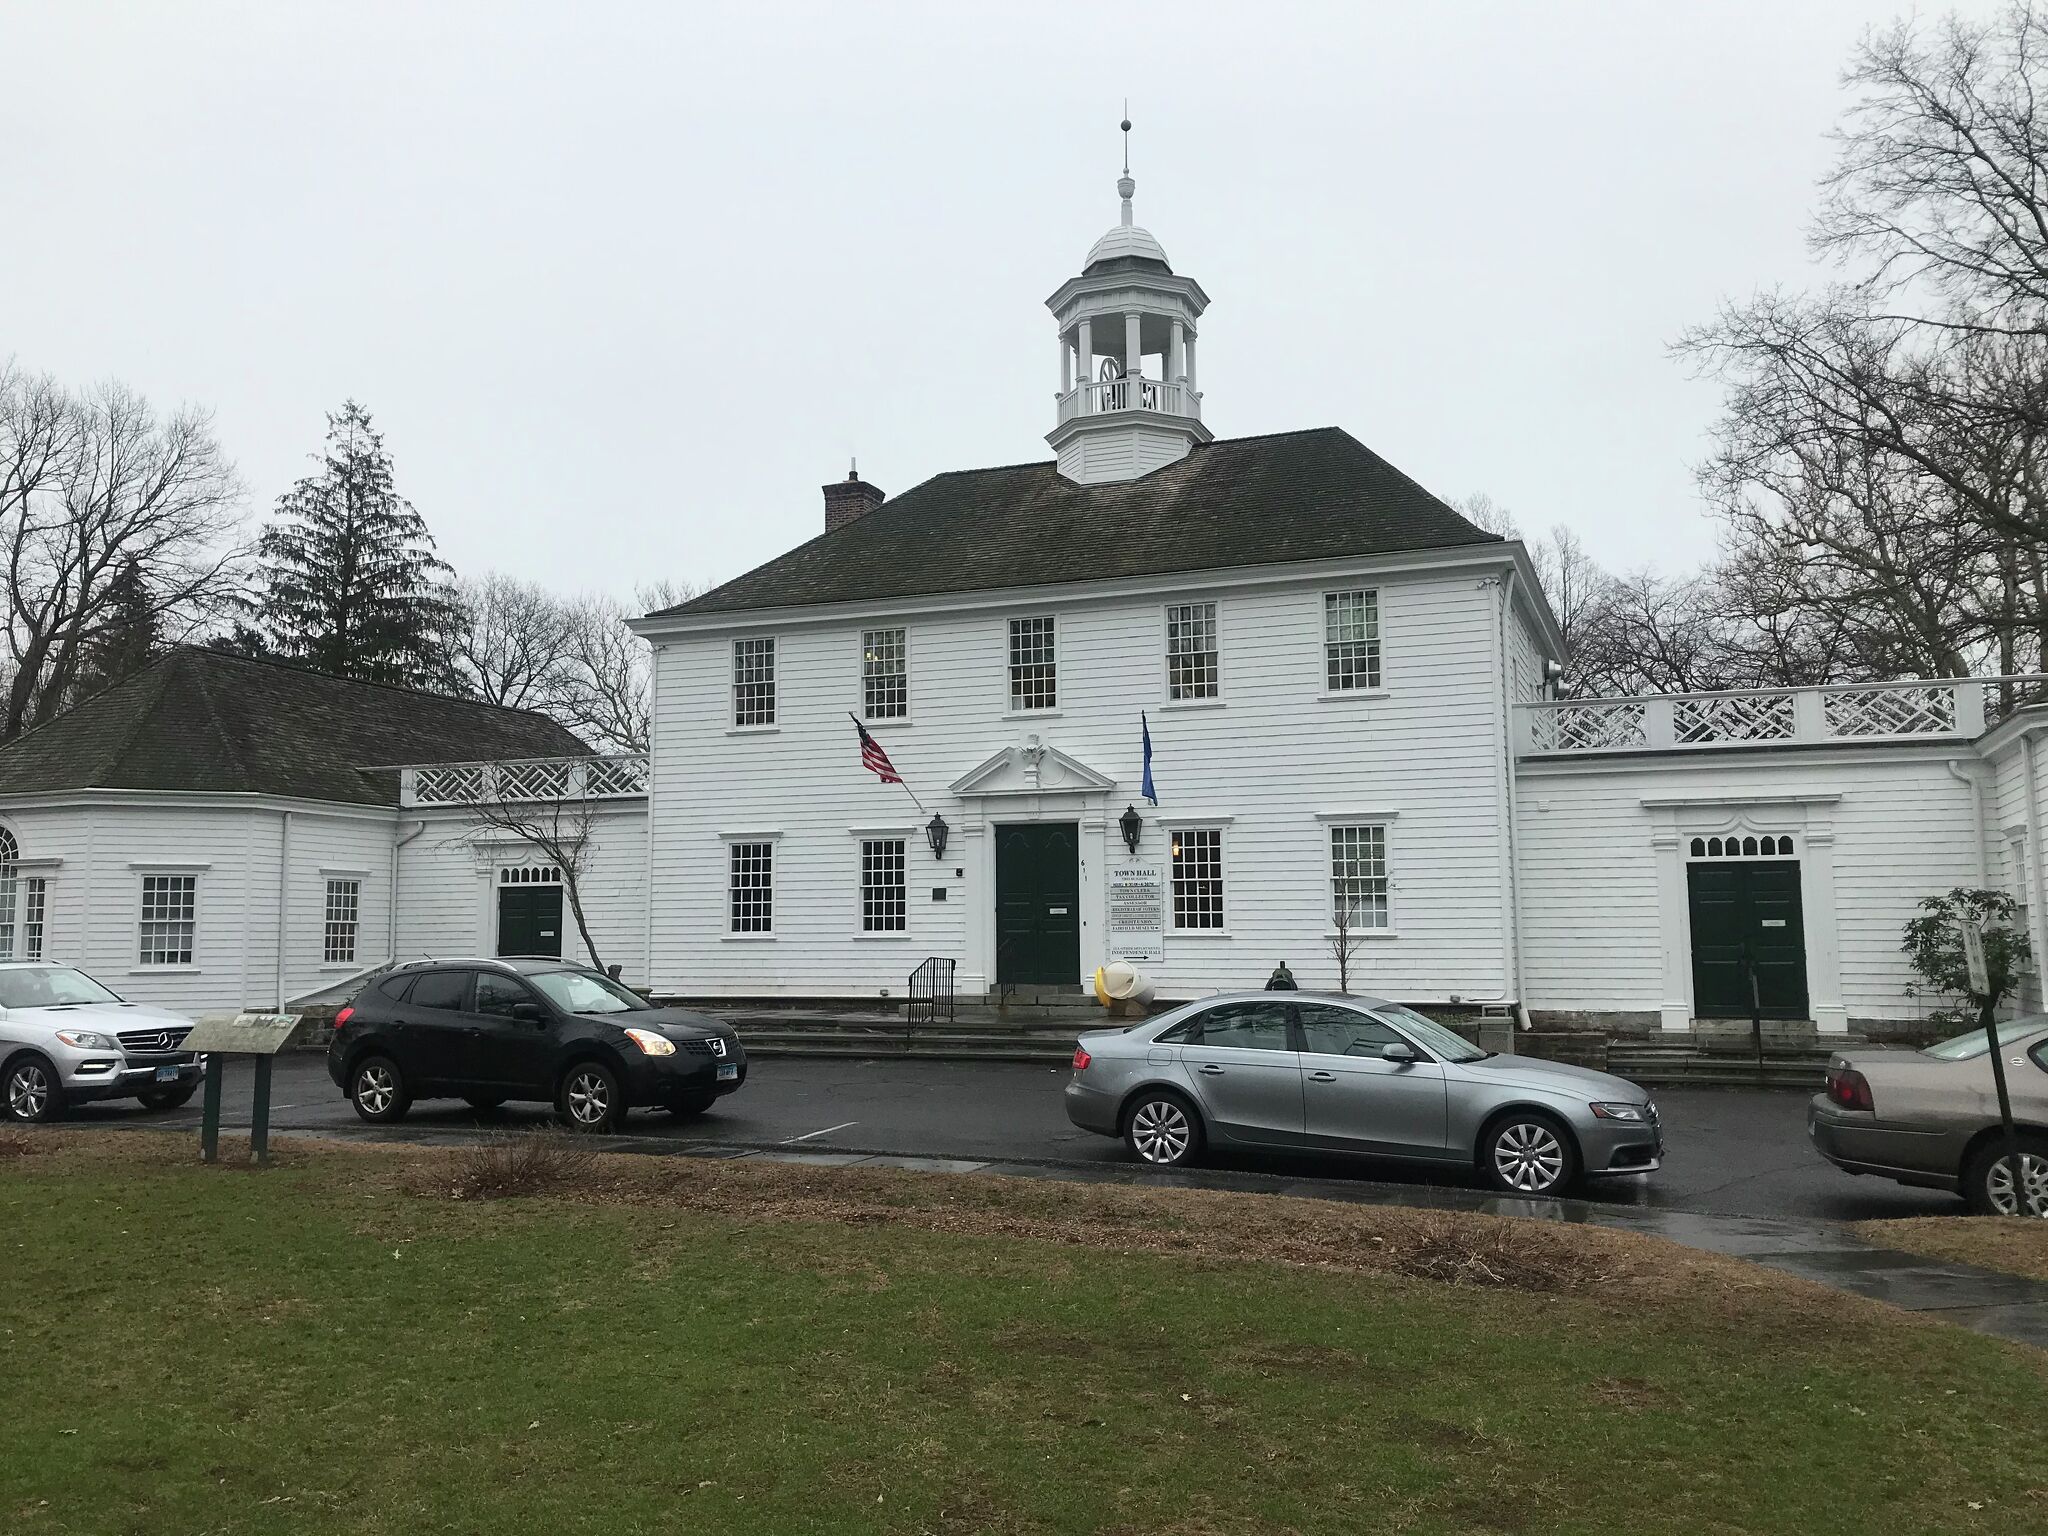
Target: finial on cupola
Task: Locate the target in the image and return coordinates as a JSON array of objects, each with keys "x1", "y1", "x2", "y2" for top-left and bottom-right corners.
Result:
[{"x1": 1118, "y1": 103, "x2": 1135, "y2": 226}]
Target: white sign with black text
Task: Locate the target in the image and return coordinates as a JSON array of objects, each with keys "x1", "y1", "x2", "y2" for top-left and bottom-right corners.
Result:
[{"x1": 1105, "y1": 862, "x2": 1165, "y2": 966}]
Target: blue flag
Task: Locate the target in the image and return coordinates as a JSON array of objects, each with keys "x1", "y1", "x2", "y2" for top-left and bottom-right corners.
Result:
[{"x1": 1140, "y1": 711, "x2": 1157, "y2": 805}]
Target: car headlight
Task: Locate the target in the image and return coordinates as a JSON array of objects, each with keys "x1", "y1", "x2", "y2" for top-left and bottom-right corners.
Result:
[
  {"x1": 622, "y1": 1028, "x2": 676, "y2": 1057},
  {"x1": 56, "y1": 1029, "x2": 115, "y2": 1050},
  {"x1": 1588, "y1": 1101, "x2": 1649, "y2": 1122}
]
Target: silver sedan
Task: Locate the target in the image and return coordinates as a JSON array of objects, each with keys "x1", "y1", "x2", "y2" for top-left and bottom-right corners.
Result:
[{"x1": 1064, "y1": 992, "x2": 1661, "y2": 1196}]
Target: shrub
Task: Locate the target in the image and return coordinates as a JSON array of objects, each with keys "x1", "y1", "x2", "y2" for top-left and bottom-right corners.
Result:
[
  {"x1": 444, "y1": 1129, "x2": 599, "y2": 1200},
  {"x1": 1901, "y1": 887, "x2": 2032, "y2": 1013}
]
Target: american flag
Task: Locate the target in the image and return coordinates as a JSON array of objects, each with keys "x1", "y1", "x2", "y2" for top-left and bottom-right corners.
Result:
[{"x1": 852, "y1": 715, "x2": 902, "y2": 784}]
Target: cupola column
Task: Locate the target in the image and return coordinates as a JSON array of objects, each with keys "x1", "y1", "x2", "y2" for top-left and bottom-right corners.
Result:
[
  {"x1": 1125, "y1": 313, "x2": 1142, "y2": 380},
  {"x1": 1077, "y1": 318, "x2": 1093, "y2": 413},
  {"x1": 1059, "y1": 333, "x2": 1072, "y2": 395},
  {"x1": 1186, "y1": 333, "x2": 1198, "y2": 395},
  {"x1": 1169, "y1": 320, "x2": 1185, "y2": 382}
]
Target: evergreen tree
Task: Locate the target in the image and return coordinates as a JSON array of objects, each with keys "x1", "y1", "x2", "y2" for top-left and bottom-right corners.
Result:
[
  {"x1": 69, "y1": 558, "x2": 160, "y2": 701},
  {"x1": 253, "y1": 401, "x2": 460, "y2": 687}
]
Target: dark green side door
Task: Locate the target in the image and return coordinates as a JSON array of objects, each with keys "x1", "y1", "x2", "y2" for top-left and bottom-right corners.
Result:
[
  {"x1": 995, "y1": 823, "x2": 1081, "y2": 987},
  {"x1": 1687, "y1": 862, "x2": 1808, "y2": 1020},
  {"x1": 497, "y1": 885, "x2": 563, "y2": 958}
]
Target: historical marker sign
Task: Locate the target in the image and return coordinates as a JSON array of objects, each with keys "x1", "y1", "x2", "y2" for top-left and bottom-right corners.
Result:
[
  {"x1": 1105, "y1": 862, "x2": 1165, "y2": 966},
  {"x1": 183, "y1": 1012, "x2": 302, "y2": 1056}
]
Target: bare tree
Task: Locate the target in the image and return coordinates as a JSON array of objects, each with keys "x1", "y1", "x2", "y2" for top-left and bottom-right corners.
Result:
[
  {"x1": 548, "y1": 581, "x2": 697, "y2": 754},
  {"x1": 0, "y1": 367, "x2": 244, "y2": 740},
  {"x1": 1328, "y1": 899, "x2": 1360, "y2": 996},
  {"x1": 447, "y1": 765, "x2": 614, "y2": 973},
  {"x1": 451, "y1": 572, "x2": 572, "y2": 711}
]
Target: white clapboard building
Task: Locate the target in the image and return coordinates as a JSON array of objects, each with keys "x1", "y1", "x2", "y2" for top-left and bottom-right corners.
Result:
[{"x1": 2, "y1": 164, "x2": 2045, "y2": 1037}]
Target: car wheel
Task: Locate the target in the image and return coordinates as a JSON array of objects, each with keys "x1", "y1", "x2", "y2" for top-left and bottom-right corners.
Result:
[
  {"x1": 1480, "y1": 1112, "x2": 1578, "y2": 1196},
  {"x1": 4, "y1": 1055, "x2": 63, "y2": 1124},
  {"x1": 349, "y1": 1056, "x2": 411, "y2": 1124},
  {"x1": 462, "y1": 1095, "x2": 507, "y2": 1112},
  {"x1": 136, "y1": 1085, "x2": 197, "y2": 1111},
  {"x1": 1964, "y1": 1134, "x2": 2048, "y2": 1217},
  {"x1": 558, "y1": 1062, "x2": 625, "y2": 1133},
  {"x1": 667, "y1": 1093, "x2": 717, "y2": 1118},
  {"x1": 1123, "y1": 1090, "x2": 1202, "y2": 1167}
]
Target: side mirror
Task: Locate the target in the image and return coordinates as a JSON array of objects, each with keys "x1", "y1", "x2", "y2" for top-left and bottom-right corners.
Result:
[
  {"x1": 1380, "y1": 1041, "x2": 1418, "y2": 1064},
  {"x1": 511, "y1": 1001, "x2": 544, "y2": 1025}
]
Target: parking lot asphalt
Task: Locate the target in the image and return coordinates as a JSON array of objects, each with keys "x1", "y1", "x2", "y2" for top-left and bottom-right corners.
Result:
[{"x1": 62, "y1": 1050, "x2": 1963, "y2": 1223}]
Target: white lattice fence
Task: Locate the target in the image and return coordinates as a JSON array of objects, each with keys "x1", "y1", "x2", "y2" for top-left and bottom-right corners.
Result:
[
  {"x1": 583, "y1": 756, "x2": 649, "y2": 796},
  {"x1": 1529, "y1": 700, "x2": 1648, "y2": 752},
  {"x1": 1823, "y1": 685, "x2": 1956, "y2": 738},
  {"x1": 494, "y1": 760, "x2": 574, "y2": 800},
  {"x1": 410, "y1": 765, "x2": 490, "y2": 804},
  {"x1": 1673, "y1": 692, "x2": 1796, "y2": 744}
]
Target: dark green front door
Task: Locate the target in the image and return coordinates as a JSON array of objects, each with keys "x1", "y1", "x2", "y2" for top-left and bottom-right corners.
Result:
[
  {"x1": 1687, "y1": 862, "x2": 1808, "y2": 1019},
  {"x1": 995, "y1": 823, "x2": 1081, "y2": 987},
  {"x1": 497, "y1": 885, "x2": 563, "y2": 958}
]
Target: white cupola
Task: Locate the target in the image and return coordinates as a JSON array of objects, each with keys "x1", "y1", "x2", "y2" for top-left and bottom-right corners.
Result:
[{"x1": 1045, "y1": 119, "x2": 1212, "y2": 485}]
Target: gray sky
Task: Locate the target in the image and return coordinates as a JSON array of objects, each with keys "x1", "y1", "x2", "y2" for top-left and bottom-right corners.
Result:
[{"x1": 1, "y1": 1, "x2": 1979, "y2": 601}]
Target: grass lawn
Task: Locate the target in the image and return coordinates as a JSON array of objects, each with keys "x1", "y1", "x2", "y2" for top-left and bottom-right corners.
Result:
[
  {"x1": 3, "y1": 1132, "x2": 2045, "y2": 1536},
  {"x1": 1857, "y1": 1216, "x2": 2048, "y2": 1284}
]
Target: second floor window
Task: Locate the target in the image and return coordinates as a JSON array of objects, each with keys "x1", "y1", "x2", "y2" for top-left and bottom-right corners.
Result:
[
  {"x1": 1009, "y1": 616, "x2": 1057, "y2": 711},
  {"x1": 1166, "y1": 602, "x2": 1218, "y2": 700},
  {"x1": 733, "y1": 637, "x2": 776, "y2": 726},
  {"x1": 1324, "y1": 589, "x2": 1381, "y2": 692},
  {"x1": 863, "y1": 628, "x2": 907, "y2": 719}
]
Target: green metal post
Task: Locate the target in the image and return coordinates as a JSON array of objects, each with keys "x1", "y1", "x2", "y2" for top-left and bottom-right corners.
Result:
[
  {"x1": 199, "y1": 1055, "x2": 224, "y2": 1164},
  {"x1": 249, "y1": 1055, "x2": 273, "y2": 1167}
]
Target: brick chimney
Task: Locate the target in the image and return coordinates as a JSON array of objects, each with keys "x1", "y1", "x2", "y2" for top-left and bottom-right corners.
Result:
[{"x1": 823, "y1": 464, "x2": 885, "y2": 533}]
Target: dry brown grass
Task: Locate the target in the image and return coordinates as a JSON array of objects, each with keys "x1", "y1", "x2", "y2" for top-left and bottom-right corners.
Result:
[
  {"x1": 1857, "y1": 1215, "x2": 2048, "y2": 1283},
  {"x1": 0, "y1": 1128, "x2": 39, "y2": 1158},
  {"x1": 428, "y1": 1128, "x2": 601, "y2": 1200}
]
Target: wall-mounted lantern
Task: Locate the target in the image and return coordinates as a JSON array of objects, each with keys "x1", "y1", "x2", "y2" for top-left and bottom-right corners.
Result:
[
  {"x1": 1119, "y1": 802, "x2": 1143, "y2": 856},
  {"x1": 926, "y1": 812, "x2": 950, "y2": 861}
]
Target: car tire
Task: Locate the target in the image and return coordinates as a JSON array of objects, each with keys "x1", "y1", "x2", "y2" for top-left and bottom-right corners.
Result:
[
  {"x1": 1123, "y1": 1089, "x2": 1202, "y2": 1167},
  {"x1": 4, "y1": 1054, "x2": 63, "y2": 1124},
  {"x1": 136, "y1": 1085, "x2": 198, "y2": 1111},
  {"x1": 1963, "y1": 1133, "x2": 2048, "y2": 1217},
  {"x1": 348, "y1": 1056, "x2": 411, "y2": 1124},
  {"x1": 667, "y1": 1093, "x2": 717, "y2": 1118},
  {"x1": 1479, "y1": 1111, "x2": 1579, "y2": 1196},
  {"x1": 558, "y1": 1062, "x2": 625, "y2": 1133},
  {"x1": 462, "y1": 1095, "x2": 507, "y2": 1112}
]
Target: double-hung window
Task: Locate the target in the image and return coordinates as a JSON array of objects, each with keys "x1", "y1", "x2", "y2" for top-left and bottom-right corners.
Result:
[
  {"x1": 1008, "y1": 616, "x2": 1057, "y2": 711},
  {"x1": 20, "y1": 877, "x2": 45, "y2": 961},
  {"x1": 860, "y1": 838, "x2": 907, "y2": 933},
  {"x1": 728, "y1": 841, "x2": 774, "y2": 934},
  {"x1": 1324, "y1": 589, "x2": 1381, "y2": 692},
  {"x1": 1165, "y1": 601, "x2": 1218, "y2": 700},
  {"x1": 1329, "y1": 825, "x2": 1390, "y2": 930},
  {"x1": 139, "y1": 874, "x2": 197, "y2": 966},
  {"x1": 862, "y1": 628, "x2": 907, "y2": 720},
  {"x1": 733, "y1": 637, "x2": 777, "y2": 727},
  {"x1": 324, "y1": 878, "x2": 361, "y2": 964},
  {"x1": 1170, "y1": 827, "x2": 1225, "y2": 930}
]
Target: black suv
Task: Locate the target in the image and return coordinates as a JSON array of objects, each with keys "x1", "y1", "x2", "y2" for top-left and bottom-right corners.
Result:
[{"x1": 326, "y1": 958, "x2": 747, "y2": 1132}]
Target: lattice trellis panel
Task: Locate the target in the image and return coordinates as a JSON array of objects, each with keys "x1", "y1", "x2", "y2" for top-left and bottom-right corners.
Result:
[
  {"x1": 583, "y1": 756, "x2": 649, "y2": 796},
  {"x1": 1530, "y1": 701, "x2": 1648, "y2": 752},
  {"x1": 494, "y1": 760, "x2": 574, "y2": 800},
  {"x1": 411, "y1": 765, "x2": 489, "y2": 804},
  {"x1": 1674, "y1": 693, "x2": 1796, "y2": 744},
  {"x1": 1824, "y1": 685, "x2": 1956, "y2": 738}
]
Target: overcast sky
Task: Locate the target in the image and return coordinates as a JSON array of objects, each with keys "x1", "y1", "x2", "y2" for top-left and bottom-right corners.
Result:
[{"x1": 1, "y1": 1, "x2": 1992, "y2": 603}]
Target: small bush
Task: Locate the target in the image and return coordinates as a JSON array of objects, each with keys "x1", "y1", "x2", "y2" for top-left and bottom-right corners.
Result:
[
  {"x1": 443, "y1": 1129, "x2": 599, "y2": 1200},
  {"x1": 0, "y1": 1129, "x2": 39, "y2": 1159},
  {"x1": 1391, "y1": 1211, "x2": 1611, "y2": 1293}
]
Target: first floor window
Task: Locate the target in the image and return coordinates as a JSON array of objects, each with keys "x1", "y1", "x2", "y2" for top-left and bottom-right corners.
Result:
[
  {"x1": 0, "y1": 871, "x2": 13, "y2": 961},
  {"x1": 862, "y1": 627, "x2": 908, "y2": 719},
  {"x1": 324, "y1": 879, "x2": 361, "y2": 964},
  {"x1": 729, "y1": 841, "x2": 774, "y2": 933},
  {"x1": 1008, "y1": 615, "x2": 1057, "y2": 711},
  {"x1": 139, "y1": 874, "x2": 197, "y2": 966},
  {"x1": 733, "y1": 636, "x2": 777, "y2": 726},
  {"x1": 21, "y1": 877, "x2": 45, "y2": 961},
  {"x1": 860, "y1": 838, "x2": 907, "y2": 932},
  {"x1": 1324, "y1": 589, "x2": 1381, "y2": 691},
  {"x1": 1330, "y1": 825, "x2": 1390, "y2": 930},
  {"x1": 1165, "y1": 601, "x2": 1219, "y2": 699},
  {"x1": 1170, "y1": 827, "x2": 1225, "y2": 930}
]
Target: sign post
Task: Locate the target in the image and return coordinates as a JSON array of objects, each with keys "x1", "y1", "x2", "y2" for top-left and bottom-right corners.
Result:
[
  {"x1": 1960, "y1": 920, "x2": 2027, "y2": 1215},
  {"x1": 182, "y1": 1013, "x2": 302, "y2": 1166}
]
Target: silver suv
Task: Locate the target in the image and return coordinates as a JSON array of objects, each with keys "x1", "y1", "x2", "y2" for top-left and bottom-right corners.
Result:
[{"x1": 0, "y1": 962, "x2": 203, "y2": 1122}]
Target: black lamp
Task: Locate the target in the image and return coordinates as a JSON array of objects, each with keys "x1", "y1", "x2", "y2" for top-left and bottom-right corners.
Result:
[
  {"x1": 1119, "y1": 803, "x2": 1143, "y2": 855},
  {"x1": 925, "y1": 812, "x2": 950, "y2": 860}
]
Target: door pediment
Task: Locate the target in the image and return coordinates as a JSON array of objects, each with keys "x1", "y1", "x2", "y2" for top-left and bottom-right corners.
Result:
[{"x1": 951, "y1": 744, "x2": 1116, "y2": 798}]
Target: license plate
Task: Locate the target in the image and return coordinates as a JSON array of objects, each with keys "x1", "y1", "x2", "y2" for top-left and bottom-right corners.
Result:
[
  {"x1": 155, "y1": 1066, "x2": 180, "y2": 1083},
  {"x1": 716, "y1": 1063, "x2": 738, "y2": 1082}
]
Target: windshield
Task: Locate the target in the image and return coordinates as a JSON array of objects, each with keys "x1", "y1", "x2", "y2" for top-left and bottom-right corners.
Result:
[
  {"x1": 0, "y1": 967, "x2": 125, "y2": 1009},
  {"x1": 527, "y1": 969, "x2": 648, "y2": 1015},
  {"x1": 1373, "y1": 1004, "x2": 1489, "y2": 1063},
  {"x1": 1921, "y1": 1017, "x2": 2048, "y2": 1060}
]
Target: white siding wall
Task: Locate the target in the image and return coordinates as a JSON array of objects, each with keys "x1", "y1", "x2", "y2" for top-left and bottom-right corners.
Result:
[
  {"x1": 1518, "y1": 749, "x2": 1986, "y2": 1025},
  {"x1": 648, "y1": 565, "x2": 1516, "y2": 1000},
  {"x1": 1985, "y1": 735, "x2": 2045, "y2": 1011}
]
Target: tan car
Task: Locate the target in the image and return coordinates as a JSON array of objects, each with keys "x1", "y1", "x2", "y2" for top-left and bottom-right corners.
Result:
[{"x1": 1808, "y1": 1019, "x2": 2048, "y2": 1215}]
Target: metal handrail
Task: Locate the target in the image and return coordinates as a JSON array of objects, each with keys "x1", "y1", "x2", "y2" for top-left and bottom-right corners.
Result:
[{"x1": 906, "y1": 956, "x2": 956, "y2": 1044}]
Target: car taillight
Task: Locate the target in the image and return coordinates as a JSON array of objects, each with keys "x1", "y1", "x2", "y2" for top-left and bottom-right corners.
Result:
[
  {"x1": 1826, "y1": 1067, "x2": 1873, "y2": 1112},
  {"x1": 333, "y1": 1005, "x2": 354, "y2": 1029},
  {"x1": 1072, "y1": 1046, "x2": 1092, "y2": 1071}
]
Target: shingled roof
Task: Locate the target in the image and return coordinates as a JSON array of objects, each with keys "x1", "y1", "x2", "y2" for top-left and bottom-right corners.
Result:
[
  {"x1": 660, "y1": 427, "x2": 1501, "y2": 619},
  {"x1": 0, "y1": 648, "x2": 592, "y2": 806}
]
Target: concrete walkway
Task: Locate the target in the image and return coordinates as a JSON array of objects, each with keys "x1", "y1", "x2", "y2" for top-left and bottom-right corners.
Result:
[{"x1": 360, "y1": 1122, "x2": 2048, "y2": 1349}]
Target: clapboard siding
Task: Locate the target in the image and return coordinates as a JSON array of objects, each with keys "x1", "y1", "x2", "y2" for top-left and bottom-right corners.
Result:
[{"x1": 648, "y1": 567, "x2": 1516, "y2": 1000}]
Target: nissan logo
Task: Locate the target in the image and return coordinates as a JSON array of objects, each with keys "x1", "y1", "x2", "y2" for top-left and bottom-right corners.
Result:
[{"x1": 710, "y1": 1038, "x2": 727, "y2": 1058}]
